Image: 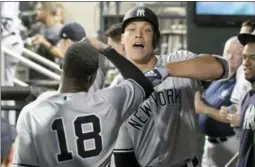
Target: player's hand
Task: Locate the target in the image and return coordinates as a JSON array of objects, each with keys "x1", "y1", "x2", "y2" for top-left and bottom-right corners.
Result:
[
  {"x1": 219, "y1": 106, "x2": 230, "y2": 123},
  {"x1": 32, "y1": 34, "x2": 47, "y2": 45},
  {"x1": 81, "y1": 37, "x2": 109, "y2": 54},
  {"x1": 144, "y1": 65, "x2": 169, "y2": 87},
  {"x1": 226, "y1": 112, "x2": 240, "y2": 127},
  {"x1": 194, "y1": 91, "x2": 207, "y2": 114}
]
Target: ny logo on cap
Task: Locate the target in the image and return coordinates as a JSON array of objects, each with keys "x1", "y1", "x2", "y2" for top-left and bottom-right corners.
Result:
[
  {"x1": 136, "y1": 9, "x2": 145, "y2": 17},
  {"x1": 62, "y1": 33, "x2": 67, "y2": 37}
]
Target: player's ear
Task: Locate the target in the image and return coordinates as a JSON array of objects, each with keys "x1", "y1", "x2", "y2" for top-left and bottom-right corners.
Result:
[
  {"x1": 66, "y1": 39, "x2": 73, "y2": 47},
  {"x1": 121, "y1": 34, "x2": 125, "y2": 45},
  {"x1": 121, "y1": 34, "x2": 126, "y2": 51}
]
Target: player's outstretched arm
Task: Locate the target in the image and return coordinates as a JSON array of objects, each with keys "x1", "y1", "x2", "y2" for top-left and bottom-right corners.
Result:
[
  {"x1": 83, "y1": 37, "x2": 168, "y2": 98},
  {"x1": 165, "y1": 54, "x2": 230, "y2": 81}
]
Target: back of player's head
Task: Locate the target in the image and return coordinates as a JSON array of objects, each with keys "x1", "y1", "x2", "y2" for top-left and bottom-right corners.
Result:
[
  {"x1": 104, "y1": 23, "x2": 122, "y2": 43},
  {"x1": 62, "y1": 41, "x2": 99, "y2": 81}
]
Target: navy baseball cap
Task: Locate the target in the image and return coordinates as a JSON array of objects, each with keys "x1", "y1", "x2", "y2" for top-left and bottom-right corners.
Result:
[
  {"x1": 59, "y1": 22, "x2": 86, "y2": 42},
  {"x1": 1, "y1": 118, "x2": 17, "y2": 160},
  {"x1": 238, "y1": 30, "x2": 255, "y2": 46}
]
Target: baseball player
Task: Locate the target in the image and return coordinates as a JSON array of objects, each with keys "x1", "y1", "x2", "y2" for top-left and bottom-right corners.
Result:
[
  {"x1": 104, "y1": 23, "x2": 124, "y2": 85},
  {"x1": 1, "y1": 2, "x2": 24, "y2": 124},
  {"x1": 194, "y1": 36, "x2": 243, "y2": 167},
  {"x1": 230, "y1": 20, "x2": 255, "y2": 105},
  {"x1": 234, "y1": 30, "x2": 255, "y2": 167},
  {"x1": 112, "y1": 6, "x2": 230, "y2": 167},
  {"x1": 12, "y1": 39, "x2": 169, "y2": 167},
  {"x1": 104, "y1": 23, "x2": 124, "y2": 56},
  {"x1": 58, "y1": 22, "x2": 115, "y2": 92}
]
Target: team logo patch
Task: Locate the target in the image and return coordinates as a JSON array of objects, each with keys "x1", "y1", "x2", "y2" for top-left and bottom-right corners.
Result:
[
  {"x1": 136, "y1": 9, "x2": 145, "y2": 16},
  {"x1": 62, "y1": 33, "x2": 67, "y2": 38},
  {"x1": 220, "y1": 90, "x2": 229, "y2": 99}
]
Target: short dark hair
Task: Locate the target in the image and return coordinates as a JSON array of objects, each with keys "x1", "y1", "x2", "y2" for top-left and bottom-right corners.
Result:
[
  {"x1": 104, "y1": 23, "x2": 122, "y2": 43},
  {"x1": 242, "y1": 20, "x2": 255, "y2": 30},
  {"x1": 63, "y1": 41, "x2": 99, "y2": 80}
]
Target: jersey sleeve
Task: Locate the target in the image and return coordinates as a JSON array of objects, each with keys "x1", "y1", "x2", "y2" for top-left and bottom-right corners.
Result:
[
  {"x1": 98, "y1": 79, "x2": 145, "y2": 121},
  {"x1": 113, "y1": 124, "x2": 133, "y2": 153},
  {"x1": 161, "y1": 50, "x2": 204, "y2": 91},
  {"x1": 160, "y1": 50, "x2": 230, "y2": 80},
  {"x1": 159, "y1": 50, "x2": 197, "y2": 64},
  {"x1": 12, "y1": 105, "x2": 39, "y2": 167}
]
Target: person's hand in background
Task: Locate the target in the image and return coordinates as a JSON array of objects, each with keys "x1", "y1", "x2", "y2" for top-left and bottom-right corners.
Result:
[
  {"x1": 219, "y1": 106, "x2": 231, "y2": 123},
  {"x1": 226, "y1": 112, "x2": 240, "y2": 127},
  {"x1": 33, "y1": 34, "x2": 52, "y2": 49}
]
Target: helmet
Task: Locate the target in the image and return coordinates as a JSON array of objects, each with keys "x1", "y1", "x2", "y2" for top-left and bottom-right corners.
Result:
[{"x1": 122, "y1": 6, "x2": 160, "y2": 48}]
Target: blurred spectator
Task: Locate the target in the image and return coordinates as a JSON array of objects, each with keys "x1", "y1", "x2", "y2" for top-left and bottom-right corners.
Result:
[
  {"x1": 54, "y1": 3, "x2": 64, "y2": 25},
  {"x1": 1, "y1": 118, "x2": 17, "y2": 167},
  {"x1": 1, "y1": 1, "x2": 24, "y2": 86},
  {"x1": 29, "y1": 2, "x2": 63, "y2": 79},
  {"x1": 1, "y1": 2, "x2": 24, "y2": 124},
  {"x1": 195, "y1": 36, "x2": 243, "y2": 167}
]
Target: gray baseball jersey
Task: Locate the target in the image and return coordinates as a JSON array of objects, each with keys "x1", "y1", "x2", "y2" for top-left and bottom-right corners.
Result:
[
  {"x1": 113, "y1": 50, "x2": 230, "y2": 167},
  {"x1": 12, "y1": 80, "x2": 145, "y2": 167}
]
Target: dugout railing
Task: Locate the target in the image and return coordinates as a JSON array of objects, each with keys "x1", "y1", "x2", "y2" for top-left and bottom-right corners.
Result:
[{"x1": 1, "y1": 46, "x2": 61, "y2": 124}]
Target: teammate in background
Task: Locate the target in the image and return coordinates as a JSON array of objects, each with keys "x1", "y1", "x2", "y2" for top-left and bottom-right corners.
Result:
[
  {"x1": 104, "y1": 23, "x2": 124, "y2": 56},
  {"x1": 12, "y1": 39, "x2": 169, "y2": 167},
  {"x1": 54, "y1": 22, "x2": 87, "y2": 58},
  {"x1": 1, "y1": 2, "x2": 24, "y2": 124},
  {"x1": 104, "y1": 23, "x2": 124, "y2": 85},
  {"x1": 194, "y1": 36, "x2": 243, "y2": 167},
  {"x1": 39, "y1": 22, "x2": 108, "y2": 94},
  {"x1": 230, "y1": 20, "x2": 255, "y2": 105},
  {"x1": 113, "y1": 6, "x2": 230, "y2": 167},
  {"x1": 234, "y1": 30, "x2": 255, "y2": 167}
]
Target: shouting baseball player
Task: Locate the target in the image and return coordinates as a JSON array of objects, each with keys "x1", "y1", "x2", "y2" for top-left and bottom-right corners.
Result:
[
  {"x1": 112, "y1": 6, "x2": 230, "y2": 167},
  {"x1": 12, "y1": 39, "x2": 169, "y2": 167}
]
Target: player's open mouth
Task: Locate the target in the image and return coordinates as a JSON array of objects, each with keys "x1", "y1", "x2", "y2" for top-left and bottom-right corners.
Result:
[{"x1": 133, "y1": 43, "x2": 144, "y2": 49}]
